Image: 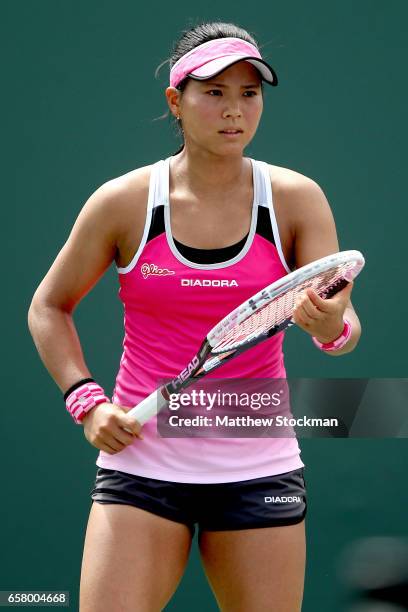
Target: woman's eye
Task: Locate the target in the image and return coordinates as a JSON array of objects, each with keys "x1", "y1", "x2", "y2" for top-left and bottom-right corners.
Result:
[{"x1": 205, "y1": 89, "x2": 258, "y2": 97}]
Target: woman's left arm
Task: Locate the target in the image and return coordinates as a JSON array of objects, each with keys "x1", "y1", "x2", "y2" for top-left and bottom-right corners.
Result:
[{"x1": 287, "y1": 176, "x2": 361, "y2": 356}]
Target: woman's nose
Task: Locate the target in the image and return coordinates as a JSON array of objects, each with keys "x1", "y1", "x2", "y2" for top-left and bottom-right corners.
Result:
[{"x1": 222, "y1": 105, "x2": 242, "y2": 119}]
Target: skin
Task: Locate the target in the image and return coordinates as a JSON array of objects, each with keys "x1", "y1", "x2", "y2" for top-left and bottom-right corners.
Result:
[{"x1": 28, "y1": 60, "x2": 361, "y2": 611}]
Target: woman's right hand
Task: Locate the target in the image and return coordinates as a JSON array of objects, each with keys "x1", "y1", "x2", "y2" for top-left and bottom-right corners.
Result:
[{"x1": 82, "y1": 402, "x2": 144, "y2": 454}]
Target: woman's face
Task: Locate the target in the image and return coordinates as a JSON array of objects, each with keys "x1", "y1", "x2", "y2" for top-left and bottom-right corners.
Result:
[{"x1": 167, "y1": 61, "x2": 264, "y2": 156}]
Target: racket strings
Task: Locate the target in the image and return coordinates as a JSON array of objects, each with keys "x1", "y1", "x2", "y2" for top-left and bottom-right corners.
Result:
[{"x1": 212, "y1": 263, "x2": 355, "y2": 353}]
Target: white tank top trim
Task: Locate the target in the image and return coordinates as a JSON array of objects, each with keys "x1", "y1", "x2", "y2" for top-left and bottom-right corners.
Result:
[
  {"x1": 256, "y1": 160, "x2": 291, "y2": 273},
  {"x1": 116, "y1": 161, "x2": 160, "y2": 274},
  {"x1": 116, "y1": 157, "x2": 291, "y2": 274}
]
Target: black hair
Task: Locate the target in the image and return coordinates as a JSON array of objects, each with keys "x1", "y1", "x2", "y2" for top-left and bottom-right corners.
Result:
[{"x1": 165, "y1": 22, "x2": 260, "y2": 153}]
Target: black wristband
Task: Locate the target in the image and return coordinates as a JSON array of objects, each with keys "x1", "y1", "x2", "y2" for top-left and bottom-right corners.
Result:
[{"x1": 63, "y1": 378, "x2": 95, "y2": 401}]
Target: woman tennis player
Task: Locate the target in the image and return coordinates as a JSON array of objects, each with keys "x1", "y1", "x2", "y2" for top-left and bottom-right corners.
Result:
[{"x1": 28, "y1": 22, "x2": 361, "y2": 612}]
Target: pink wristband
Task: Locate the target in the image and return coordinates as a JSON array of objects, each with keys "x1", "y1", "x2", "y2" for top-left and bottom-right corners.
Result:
[
  {"x1": 65, "y1": 382, "x2": 110, "y2": 424},
  {"x1": 312, "y1": 319, "x2": 352, "y2": 352}
]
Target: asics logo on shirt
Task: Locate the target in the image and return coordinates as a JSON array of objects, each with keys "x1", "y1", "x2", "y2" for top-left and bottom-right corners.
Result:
[
  {"x1": 181, "y1": 279, "x2": 239, "y2": 287},
  {"x1": 141, "y1": 263, "x2": 175, "y2": 279}
]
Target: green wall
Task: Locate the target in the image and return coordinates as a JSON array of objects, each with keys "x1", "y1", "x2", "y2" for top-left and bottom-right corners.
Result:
[{"x1": 3, "y1": 1, "x2": 407, "y2": 610}]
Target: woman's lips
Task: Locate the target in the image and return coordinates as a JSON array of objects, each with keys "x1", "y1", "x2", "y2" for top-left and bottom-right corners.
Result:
[{"x1": 218, "y1": 129, "x2": 243, "y2": 137}]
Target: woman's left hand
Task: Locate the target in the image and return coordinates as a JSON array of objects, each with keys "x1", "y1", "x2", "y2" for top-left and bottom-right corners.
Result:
[{"x1": 292, "y1": 281, "x2": 353, "y2": 343}]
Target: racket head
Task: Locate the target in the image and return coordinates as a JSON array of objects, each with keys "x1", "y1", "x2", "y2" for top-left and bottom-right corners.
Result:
[{"x1": 207, "y1": 250, "x2": 365, "y2": 353}]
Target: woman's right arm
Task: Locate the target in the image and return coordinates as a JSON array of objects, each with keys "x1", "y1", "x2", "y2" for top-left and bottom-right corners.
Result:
[{"x1": 28, "y1": 172, "x2": 149, "y2": 453}]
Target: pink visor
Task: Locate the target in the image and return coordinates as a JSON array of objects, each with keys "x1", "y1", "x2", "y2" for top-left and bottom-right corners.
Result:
[{"x1": 170, "y1": 37, "x2": 278, "y2": 88}]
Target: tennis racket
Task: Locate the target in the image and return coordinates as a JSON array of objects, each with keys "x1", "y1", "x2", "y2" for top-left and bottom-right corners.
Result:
[{"x1": 127, "y1": 250, "x2": 365, "y2": 426}]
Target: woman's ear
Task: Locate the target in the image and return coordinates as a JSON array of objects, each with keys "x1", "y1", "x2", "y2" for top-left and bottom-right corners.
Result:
[{"x1": 165, "y1": 87, "x2": 181, "y2": 119}]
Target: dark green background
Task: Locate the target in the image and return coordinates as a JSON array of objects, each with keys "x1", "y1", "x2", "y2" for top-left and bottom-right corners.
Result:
[{"x1": 3, "y1": 1, "x2": 407, "y2": 610}]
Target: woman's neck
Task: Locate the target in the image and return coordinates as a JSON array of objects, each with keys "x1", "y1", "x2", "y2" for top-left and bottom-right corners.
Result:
[{"x1": 171, "y1": 146, "x2": 250, "y2": 196}]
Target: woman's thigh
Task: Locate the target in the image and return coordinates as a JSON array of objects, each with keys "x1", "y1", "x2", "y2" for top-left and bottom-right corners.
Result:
[
  {"x1": 198, "y1": 520, "x2": 306, "y2": 612},
  {"x1": 80, "y1": 502, "x2": 193, "y2": 612}
]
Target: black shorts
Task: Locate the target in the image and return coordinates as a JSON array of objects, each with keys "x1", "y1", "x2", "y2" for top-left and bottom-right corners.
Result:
[{"x1": 91, "y1": 467, "x2": 307, "y2": 538}]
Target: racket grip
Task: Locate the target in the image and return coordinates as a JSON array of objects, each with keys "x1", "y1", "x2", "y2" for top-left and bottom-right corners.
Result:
[{"x1": 127, "y1": 389, "x2": 168, "y2": 426}]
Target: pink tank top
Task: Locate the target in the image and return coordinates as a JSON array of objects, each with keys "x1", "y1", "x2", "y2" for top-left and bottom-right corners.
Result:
[{"x1": 96, "y1": 157, "x2": 303, "y2": 483}]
